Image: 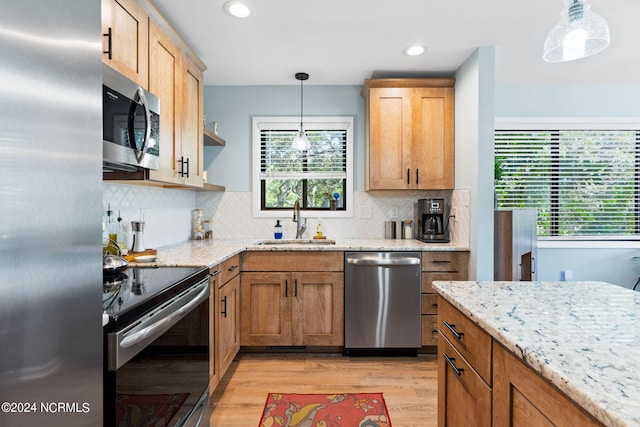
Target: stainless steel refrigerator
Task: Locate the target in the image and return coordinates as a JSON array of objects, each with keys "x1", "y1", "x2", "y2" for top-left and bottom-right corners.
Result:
[{"x1": 0, "y1": 1, "x2": 103, "y2": 426}]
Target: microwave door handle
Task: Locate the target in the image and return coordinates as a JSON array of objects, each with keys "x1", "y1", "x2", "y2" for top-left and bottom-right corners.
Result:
[{"x1": 133, "y1": 87, "x2": 152, "y2": 164}]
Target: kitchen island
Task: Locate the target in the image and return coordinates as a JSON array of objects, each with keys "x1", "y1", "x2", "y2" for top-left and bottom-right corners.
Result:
[{"x1": 433, "y1": 280, "x2": 639, "y2": 427}]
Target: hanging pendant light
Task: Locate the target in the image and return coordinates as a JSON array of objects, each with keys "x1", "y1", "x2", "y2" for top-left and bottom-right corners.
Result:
[
  {"x1": 292, "y1": 72, "x2": 310, "y2": 151},
  {"x1": 543, "y1": 0, "x2": 610, "y2": 62}
]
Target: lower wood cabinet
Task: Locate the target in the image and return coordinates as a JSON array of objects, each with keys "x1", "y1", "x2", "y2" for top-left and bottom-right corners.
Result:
[
  {"x1": 218, "y1": 275, "x2": 240, "y2": 375},
  {"x1": 422, "y1": 251, "x2": 469, "y2": 349},
  {"x1": 438, "y1": 335, "x2": 491, "y2": 427},
  {"x1": 493, "y1": 343, "x2": 603, "y2": 427},
  {"x1": 438, "y1": 298, "x2": 492, "y2": 427},
  {"x1": 210, "y1": 255, "x2": 240, "y2": 390},
  {"x1": 240, "y1": 252, "x2": 344, "y2": 347}
]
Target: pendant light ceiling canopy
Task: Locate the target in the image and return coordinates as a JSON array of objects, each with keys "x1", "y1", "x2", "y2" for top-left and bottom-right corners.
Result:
[
  {"x1": 543, "y1": 0, "x2": 610, "y2": 62},
  {"x1": 292, "y1": 72, "x2": 310, "y2": 151}
]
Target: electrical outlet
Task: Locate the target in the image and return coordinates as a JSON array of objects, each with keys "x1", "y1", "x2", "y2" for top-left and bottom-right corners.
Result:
[
  {"x1": 389, "y1": 206, "x2": 399, "y2": 219},
  {"x1": 359, "y1": 205, "x2": 372, "y2": 219}
]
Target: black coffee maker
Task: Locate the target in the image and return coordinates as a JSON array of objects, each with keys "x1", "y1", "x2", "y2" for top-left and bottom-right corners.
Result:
[{"x1": 417, "y1": 198, "x2": 449, "y2": 243}]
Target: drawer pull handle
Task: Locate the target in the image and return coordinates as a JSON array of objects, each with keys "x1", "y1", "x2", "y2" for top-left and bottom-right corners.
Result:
[
  {"x1": 432, "y1": 260, "x2": 452, "y2": 264},
  {"x1": 443, "y1": 321, "x2": 464, "y2": 340},
  {"x1": 443, "y1": 354, "x2": 464, "y2": 376},
  {"x1": 228, "y1": 265, "x2": 238, "y2": 272}
]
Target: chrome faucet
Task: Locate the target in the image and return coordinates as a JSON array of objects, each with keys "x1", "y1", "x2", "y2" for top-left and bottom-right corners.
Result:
[{"x1": 293, "y1": 200, "x2": 307, "y2": 239}]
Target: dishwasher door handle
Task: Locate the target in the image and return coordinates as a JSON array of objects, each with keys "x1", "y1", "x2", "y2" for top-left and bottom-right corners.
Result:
[{"x1": 346, "y1": 256, "x2": 420, "y2": 266}]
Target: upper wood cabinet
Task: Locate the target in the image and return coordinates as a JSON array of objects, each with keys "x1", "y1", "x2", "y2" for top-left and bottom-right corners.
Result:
[
  {"x1": 147, "y1": 21, "x2": 203, "y2": 187},
  {"x1": 362, "y1": 79, "x2": 455, "y2": 190},
  {"x1": 101, "y1": 0, "x2": 149, "y2": 87}
]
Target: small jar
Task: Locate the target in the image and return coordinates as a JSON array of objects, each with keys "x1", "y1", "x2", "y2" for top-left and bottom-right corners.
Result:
[
  {"x1": 402, "y1": 220, "x2": 414, "y2": 239},
  {"x1": 191, "y1": 209, "x2": 204, "y2": 240},
  {"x1": 203, "y1": 220, "x2": 213, "y2": 239}
]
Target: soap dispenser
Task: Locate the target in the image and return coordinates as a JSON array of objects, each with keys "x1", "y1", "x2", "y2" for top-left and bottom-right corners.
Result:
[{"x1": 274, "y1": 220, "x2": 283, "y2": 239}]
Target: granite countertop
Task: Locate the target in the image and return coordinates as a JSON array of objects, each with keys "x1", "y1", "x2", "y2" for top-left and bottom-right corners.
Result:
[
  {"x1": 130, "y1": 238, "x2": 470, "y2": 268},
  {"x1": 433, "y1": 280, "x2": 640, "y2": 427}
]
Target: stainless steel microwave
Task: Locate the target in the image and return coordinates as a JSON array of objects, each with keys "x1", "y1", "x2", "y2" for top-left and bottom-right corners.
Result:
[{"x1": 102, "y1": 64, "x2": 160, "y2": 172}]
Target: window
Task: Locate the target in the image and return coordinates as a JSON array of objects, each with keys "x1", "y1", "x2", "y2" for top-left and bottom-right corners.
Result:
[
  {"x1": 252, "y1": 116, "x2": 354, "y2": 217},
  {"x1": 495, "y1": 119, "x2": 640, "y2": 240}
]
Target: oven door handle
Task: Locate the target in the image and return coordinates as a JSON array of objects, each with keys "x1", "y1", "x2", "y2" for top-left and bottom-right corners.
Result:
[
  {"x1": 120, "y1": 282, "x2": 209, "y2": 349},
  {"x1": 108, "y1": 280, "x2": 209, "y2": 370}
]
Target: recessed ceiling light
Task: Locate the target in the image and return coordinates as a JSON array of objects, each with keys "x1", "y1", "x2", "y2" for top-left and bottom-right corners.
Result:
[
  {"x1": 403, "y1": 45, "x2": 426, "y2": 56},
  {"x1": 223, "y1": 0, "x2": 252, "y2": 18}
]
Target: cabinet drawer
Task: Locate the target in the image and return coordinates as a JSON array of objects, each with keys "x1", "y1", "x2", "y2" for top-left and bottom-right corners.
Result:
[
  {"x1": 422, "y1": 272, "x2": 461, "y2": 293},
  {"x1": 242, "y1": 251, "x2": 344, "y2": 272},
  {"x1": 438, "y1": 333, "x2": 492, "y2": 427},
  {"x1": 438, "y1": 297, "x2": 492, "y2": 384},
  {"x1": 422, "y1": 294, "x2": 439, "y2": 315},
  {"x1": 219, "y1": 254, "x2": 240, "y2": 285},
  {"x1": 422, "y1": 315, "x2": 438, "y2": 346},
  {"x1": 423, "y1": 251, "x2": 465, "y2": 272}
]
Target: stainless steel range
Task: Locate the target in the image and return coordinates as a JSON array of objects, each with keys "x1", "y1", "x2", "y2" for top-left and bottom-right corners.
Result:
[{"x1": 103, "y1": 266, "x2": 210, "y2": 427}]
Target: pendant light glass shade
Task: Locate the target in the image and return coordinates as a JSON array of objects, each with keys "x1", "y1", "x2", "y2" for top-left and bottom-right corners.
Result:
[
  {"x1": 543, "y1": 0, "x2": 610, "y2": 62},
  {"x1": 292, "y1": 131, "x2": 310, "y2": 151},
  {"x1": 292, "y1": 72, "x2": 310, "y2": 151}
]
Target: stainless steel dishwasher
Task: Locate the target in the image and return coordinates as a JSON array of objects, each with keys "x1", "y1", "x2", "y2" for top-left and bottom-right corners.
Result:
[{"x1": 344, "y1": 252, "x2": 421, "y2": 355}]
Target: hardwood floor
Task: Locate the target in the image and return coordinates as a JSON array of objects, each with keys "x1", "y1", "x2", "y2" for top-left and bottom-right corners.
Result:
[{"x1": 208, "y1": 352, "x2": 438, "y2": 427}]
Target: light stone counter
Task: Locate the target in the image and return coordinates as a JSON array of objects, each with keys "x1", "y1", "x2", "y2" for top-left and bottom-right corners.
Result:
[
  {"x1": 433, "y1": 280, "x2": 640, "y2": 427},
  {"x1": 131, "y1": 238, "x2": 469, "y2": 268}
]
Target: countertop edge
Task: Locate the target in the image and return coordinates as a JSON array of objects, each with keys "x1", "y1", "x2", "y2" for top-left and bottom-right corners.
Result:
[{"x1": 129, "y1": 239, "x2": 470, "y2": 269}]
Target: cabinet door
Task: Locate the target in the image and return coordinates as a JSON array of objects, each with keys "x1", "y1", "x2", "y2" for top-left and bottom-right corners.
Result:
[
  {"x1": 292, "y1": 272, "x2": 344, "y2": 346},
  {"x1": 240, "y1": 273, "x2": 292, "y2": 346},
  {"x1": 367, "y1": 87, "x2": 412, "y2": 190},
  {"x1": 179, "y1": 56, "x2": 204, "y2": 187},
  {"x1": 101, "y1": 0, "x2": 148, "y2": 87},
  {"x1": 438, "y1": 334, "x2": 492, "y2": 427},
  {"x1": 493, "y1": 343, "x2": 602, "y2": 427},
  {"x1": 209, "y1": 271, "x2": 220, "y2": 388},
  {"x1": 219, "y1": 275, "x2": 240, "y2": 377},
  {"x1": 412, "y1": 87, "x2": 454, "y2": 189},
  {"x1": 148, "y1": 21, "x2": 183, "y2": 184}
]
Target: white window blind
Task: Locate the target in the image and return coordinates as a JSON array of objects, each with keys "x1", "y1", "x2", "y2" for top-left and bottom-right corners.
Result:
[
  {"x1": 495, "y1": 129, "x2": 640, "y2": 238},
  {"x1": 259, "y1": 129, "x2": 347, "y2": 180}
]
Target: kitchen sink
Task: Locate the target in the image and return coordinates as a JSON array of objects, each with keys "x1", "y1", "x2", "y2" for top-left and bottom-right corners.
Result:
[{"x1": 257, "y1": 239, "x2": 336, "y2": 245}]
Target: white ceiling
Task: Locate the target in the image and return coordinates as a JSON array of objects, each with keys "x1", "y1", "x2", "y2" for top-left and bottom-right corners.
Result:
[{"x1": 152, "y1": 0, "x2": 640, "y2": 86}]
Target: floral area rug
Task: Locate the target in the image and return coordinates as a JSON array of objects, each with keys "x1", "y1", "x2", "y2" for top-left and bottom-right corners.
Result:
[
  {"x1": 116, "y1": 393, "x2": 188, "y2": 427},
  {"x1": 259, "y1": 392, "x2": 392, "y2": 427}
]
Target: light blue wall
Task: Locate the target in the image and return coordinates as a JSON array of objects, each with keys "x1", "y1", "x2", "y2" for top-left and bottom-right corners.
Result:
[
  {"x1": 454, "y1": 47, "x2": 496, "y2": 281},
  {"x1": 495, "y1": 84, "x2": 640, "y2": 288},
  {"x1": 496, "y1": 86, "x2": 640, "y2": 117},
  {"x1": 203, "y1": 85, "x2": 364, "y2": 192}
]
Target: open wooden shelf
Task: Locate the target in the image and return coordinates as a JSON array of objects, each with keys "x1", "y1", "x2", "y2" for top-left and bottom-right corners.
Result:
[{"x1": 204, "y1": 128, "x2": 225, "y2": 146}]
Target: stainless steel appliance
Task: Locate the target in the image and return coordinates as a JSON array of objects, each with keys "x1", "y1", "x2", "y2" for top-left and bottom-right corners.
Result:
[
  {"x1": 103, "y1": 266, "x2": 211, "y2": 427},
  {"x1": 0, "y1": 2, "x2": 103, "y2": 426},
  {"x1": 344, "y1": 252, "x2": 422, "y2": 355},
  {"x1": 417, "y1": 198, "x2": 450, "y2": 243},
  {"x1": 103, "y1": 64, "x2": 160, "y2": 172}
]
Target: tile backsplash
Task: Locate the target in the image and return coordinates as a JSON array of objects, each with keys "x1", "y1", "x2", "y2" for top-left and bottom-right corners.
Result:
[{"x1": 103, "y1": 183, "x2": 470, "y2": 249}]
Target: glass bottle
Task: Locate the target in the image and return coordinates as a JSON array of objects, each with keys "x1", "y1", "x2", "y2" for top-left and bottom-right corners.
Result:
[{"x1": 104, "y1": 204, "x2": 118, "y2": 254}]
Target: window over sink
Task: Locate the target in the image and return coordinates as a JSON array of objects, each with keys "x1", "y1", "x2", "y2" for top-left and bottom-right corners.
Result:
[
  {"x1": 251, "y1": 116, "x2": 354, "y2": 218},
  {"x1": 495, "y1": 118, "x2": 640, "y2": 240}
]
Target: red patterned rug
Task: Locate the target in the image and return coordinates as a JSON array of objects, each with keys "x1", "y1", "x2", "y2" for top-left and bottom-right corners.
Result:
[
  {"x1": 259, "y1": 392, "x2": 392, "y2": 427},
  {"x1": 116, "y1": 393, "x2": 189, "y2": 427}
]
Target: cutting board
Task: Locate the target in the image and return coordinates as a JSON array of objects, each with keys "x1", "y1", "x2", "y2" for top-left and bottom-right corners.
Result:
[{"x1": 124, "y1": 249, "x2": 157, "y2": 262}]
